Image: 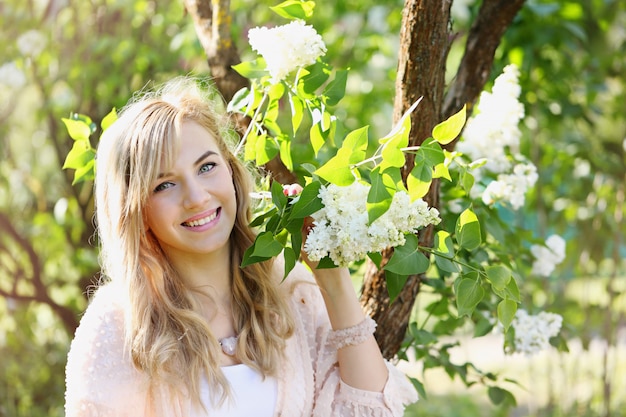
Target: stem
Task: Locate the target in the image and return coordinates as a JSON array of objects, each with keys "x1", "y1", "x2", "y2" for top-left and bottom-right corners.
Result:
[
  {"x1": 234, "y1": 91, "x2": 268, "y2": 157},
  {"x1": 419, "y1": 245, "x2": 485, "y2": 277},
  {"x1": 350, "y1": 145, "x2": 423, "y2": 170}
]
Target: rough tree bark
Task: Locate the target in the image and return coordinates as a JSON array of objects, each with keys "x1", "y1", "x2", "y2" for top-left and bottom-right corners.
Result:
[
  {"x1": 361, "y1": 0, "x2": 526, "y2": 359},
  {"x1": 185, "y1": 0, "x2": 526, "y2": 358}
]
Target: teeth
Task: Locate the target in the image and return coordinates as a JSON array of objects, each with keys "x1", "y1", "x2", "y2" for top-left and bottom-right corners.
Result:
[{"x1": 184, "y1": 211, "x2": 217, "y2": 227}]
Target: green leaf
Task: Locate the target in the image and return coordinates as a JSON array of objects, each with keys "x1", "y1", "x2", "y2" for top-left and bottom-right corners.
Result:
[
  {"x1": 249, "y1": 207, "x2": 277, "y2": 227},
  {"x1": 264, "y1": 94, "x2": 282, "y2": 136},
  {"x1": 367, "y1": 251, "x2": 382, "y2": 268},
  {"x1": 309, "y1": 122, "x2": 325, "y2": 156},
  {"x1": 232, "y1": 59, "x2": 269, "y2": 79},
  {"x1": 380, "y1": 137, "x2": 406, "y2": 171},
  {"x1": 282, "y1": 246, "x2": 297, "y2": 278},
  {"x1": 227, "y1": 87, "x2": 251, "y2": 113},
  {"x1": 101, "y1": 108, "x2": 117, "y2": 131},
  {"x1": 286, "y1": 218, "x2": 304, "y2": 255},
  {"x1": 419, "y1": 138, "x2": 445, "y2": 165},
  {"x1": 485, "y1": 265, "x2": 511, "y2": 291},
  {"x1": 492, "y1": 274, "x2": 521, "y2": 301},
  {"x1": 343, "y1": 126, "x2": 369, "y2": 163},
  {"x1": 314, "y1": 153, "x2": 354, "y2": 186},
  {"x1": 460, "y1": 169, "x2": 475, "y2": 194},
  {"x1": 385, "y1": 270, "x2": 408, "y2": 303},
  {"x1": 384, "y1": 234, "x2": 430, "y2": 275},
  {"x1": 432, "y1": 104, "x2": 466, "y2": 145},
  {"x1": 270, "y1": 0, "x2": 315, "y2": 19},
  {"x1": 488, "y1": 387, "x2": 505, "y2": 405},
  {"x1": 290, "y1": 181, "x2": 323, "y2": 218},
  {"x1": 297, "y1": 62, "x2": 330, "y2": 97},
  {"x1": 244, "y1": 129, "x2": 260, "y2": 162},
  {"x1": 407, "y1": 163, "x2": 432, "y2": 200},
  {"x1": 409, "y1": 377, "x2": 427, "y2": 401},
  {"x1": 455, "y1": 208, "x2": 481, "y2": 251},
  {"x1": 62, "y1": 118, "x2": 92, "y2": 141},
  {"x1": 323, "y1": 69, "x2": 347, "y2": 106},
  {"x1": 411, "y1": 328, "x2": 437, "y2": 345},
  {"x1": 314, "y1": 126, "x2": 368, "y2": 185},
  {"x1": 456, "y1": 278, "x2": 484, "y2": 317},
  {"x1": 241, "y1": 231, "x2": 283, "y2": 267},
  {"x1": 474, "y1": 316, "x2": 494, "y2": 337},
  {"x1": 72, "y1": 159, "x2": 95, "y2": 185},
  {"x1": 279, "y1": 136, "x2": 293, "y2": 171},
  {"x1": 289, "y1": 93, "x2": 304, "y2": 135},
  {"x1": 63, "y1": 141, "x2": 95, "y2": 170},
  {"x1": 250, "y1": 231, "x2": 284, "y2": 259},
  {"x1": 366, "y1": 168, "x2": 393, "y2": 224},
  {"x1": 433, "y1": 163, "x2": 451, "y2": 181},
  {"x1": 497, "y1": 298, "x2": 517, "y2": 331},
  {"x1": 317, "y1": 256, "x2": 338, "y2": 269},
  {"x1": 271, "y1": 180, "x2": 288, "y2": 211},
  {"x1": 434, "y1": 231, "x2": 459, "y2": 273},
  {"x1": 255, "y1": 133, "x2": 279, "y2": 165},
  {"x1": 487, "y1": 386, "x2": 517, "y2": 407},
  {"x1": 268, "y1": 81, "x2": 285, "y2": 102}
]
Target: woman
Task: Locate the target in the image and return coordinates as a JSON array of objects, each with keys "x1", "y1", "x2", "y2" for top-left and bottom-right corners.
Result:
[{"x1": 64, "y1": 77, "x2": 417, "y2": 416}]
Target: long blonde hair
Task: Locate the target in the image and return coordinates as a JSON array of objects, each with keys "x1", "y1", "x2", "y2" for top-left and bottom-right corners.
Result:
[{"x1": 94, "y1": 77, "x2": 294, "y2": 408}]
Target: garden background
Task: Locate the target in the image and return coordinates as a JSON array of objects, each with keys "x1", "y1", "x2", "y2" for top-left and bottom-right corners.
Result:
[{"x1": 0, "y1": 0, "x2": 625, "y2": 416}]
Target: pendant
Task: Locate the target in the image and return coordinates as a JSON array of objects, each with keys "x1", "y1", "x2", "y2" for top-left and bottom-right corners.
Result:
[{"x1": 219, "y1": 336, "x2": 238, "y2": 356}]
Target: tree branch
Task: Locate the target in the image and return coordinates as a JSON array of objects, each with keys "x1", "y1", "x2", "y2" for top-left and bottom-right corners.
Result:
[
  {"x1": 183, "y1": 0, "x2": 248, "y2": 103},
  {"x1": 0, "y1": 212, "x2": 79, "y2": 333},
  {"x1": 443, "y1": 0, "x2": 526, "y2": 123}
]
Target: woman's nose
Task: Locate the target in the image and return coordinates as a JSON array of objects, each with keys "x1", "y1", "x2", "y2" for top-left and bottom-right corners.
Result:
[{"x1": 182, "y1": 179, "x2": 209, "y2": 209}]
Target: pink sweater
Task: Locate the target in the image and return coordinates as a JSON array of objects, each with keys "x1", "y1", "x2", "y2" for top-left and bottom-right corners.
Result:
[{"x1": 64, "y1": 263, "x2": 418, "y2": 416}]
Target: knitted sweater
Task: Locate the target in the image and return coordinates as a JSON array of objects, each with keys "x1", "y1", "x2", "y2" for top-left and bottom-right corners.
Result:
[{"x1": 64, "y1": 262, "x2": 418, "y2": 416}]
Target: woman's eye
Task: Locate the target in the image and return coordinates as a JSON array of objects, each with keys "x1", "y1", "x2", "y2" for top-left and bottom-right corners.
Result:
[
  {"x1": 154, "y1": 181, "x2": 173, "y2": 193},
  {"x1": 199, "y1": 162, "x2": 216, "y2": 174}
]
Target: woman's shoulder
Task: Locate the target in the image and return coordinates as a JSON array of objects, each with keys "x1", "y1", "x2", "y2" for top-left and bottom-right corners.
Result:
[
  {"x1": 77, "y1": 282, "x2": 126, "y2": 331},
  {"x1": 67, "y1": 281, "x2": 129, "y2": 373},
  {"x1": 65, "y1": 282, "x2": 150, "y2": 414}
]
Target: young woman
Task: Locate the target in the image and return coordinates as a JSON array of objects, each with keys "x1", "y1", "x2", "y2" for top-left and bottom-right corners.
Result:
[{"x1": 64, "y1": 77, "x2": 417, "y2": 416}]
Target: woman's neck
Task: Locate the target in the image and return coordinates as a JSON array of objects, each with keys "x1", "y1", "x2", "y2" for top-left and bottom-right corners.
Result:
[{"x1": 168, "y1": 245, "x2": 233, "y2": 303}]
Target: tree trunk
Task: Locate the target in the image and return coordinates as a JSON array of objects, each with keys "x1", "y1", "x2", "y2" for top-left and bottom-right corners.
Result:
[
  {"x1": 360, "y1": 0, "x2": 452, "y2": 359},
  {"x1": 360, "y1": 0, "x2": 526, "y2": 359},
  {"x1": 183, "y1": 0, "x2": 248, "y2": 103}
]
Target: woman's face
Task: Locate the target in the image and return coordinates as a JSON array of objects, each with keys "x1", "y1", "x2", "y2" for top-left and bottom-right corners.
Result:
[{"x1": 144, "y1": 120, "x2": 237, "y2": 262}]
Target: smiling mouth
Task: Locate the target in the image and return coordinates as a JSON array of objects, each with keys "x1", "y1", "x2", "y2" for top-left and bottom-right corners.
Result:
[{"x1": 182, "y1": 209, "x2": 219, "y2": 227}]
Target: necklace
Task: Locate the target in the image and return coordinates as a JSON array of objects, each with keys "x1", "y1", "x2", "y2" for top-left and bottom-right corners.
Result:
[{"x1": 218, "y1": 335, "x2": 238, "y2": 356}]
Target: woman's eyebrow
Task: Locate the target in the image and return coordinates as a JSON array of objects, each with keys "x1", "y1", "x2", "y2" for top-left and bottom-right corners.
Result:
[
  {"x1": 157, "y1": 150, "x2": 218, "y2": 178},
  {"x1": 194, "y1": 149, "x2": 218, "y2": 166}
]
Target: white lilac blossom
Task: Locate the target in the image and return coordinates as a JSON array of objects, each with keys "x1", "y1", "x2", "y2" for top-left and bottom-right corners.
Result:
[
  {"x1": 303, "y1": 182, "x2": 441, "y2": 267},
  {"x1": 0, "y1": 61, "x2": 26, "y2": 89},
  {"x1": 530, "y1": 234, "x2": 566, "y2": 277},
  {"x1": 456, "y1": 64, "x2": 539, "y2": 210},
  {"x1": 457, "y1": 64, "x2": 525, "y2": 174},
  {"x1": 17, "y1": 30, "x2": 47, "y2": 58},
  {"x1": 248, "y1": 20, "x2": 326, "y2": 83},
  {"x1": 481, "y1": 162, "x2": 538, "y2": 209},
  {"x1": 511, "y1": 309, "x2": 563, "y2": 356}
]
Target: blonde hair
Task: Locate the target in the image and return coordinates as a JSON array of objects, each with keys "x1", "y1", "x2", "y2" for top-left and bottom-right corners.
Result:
[{"x1": 95, "y1": 77, "x2": 294, "y2": 409}]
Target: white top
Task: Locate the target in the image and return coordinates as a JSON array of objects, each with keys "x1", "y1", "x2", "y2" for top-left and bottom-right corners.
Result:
[{"x1": 201, "y1": 364, "x2": 277, "y2": 417}]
